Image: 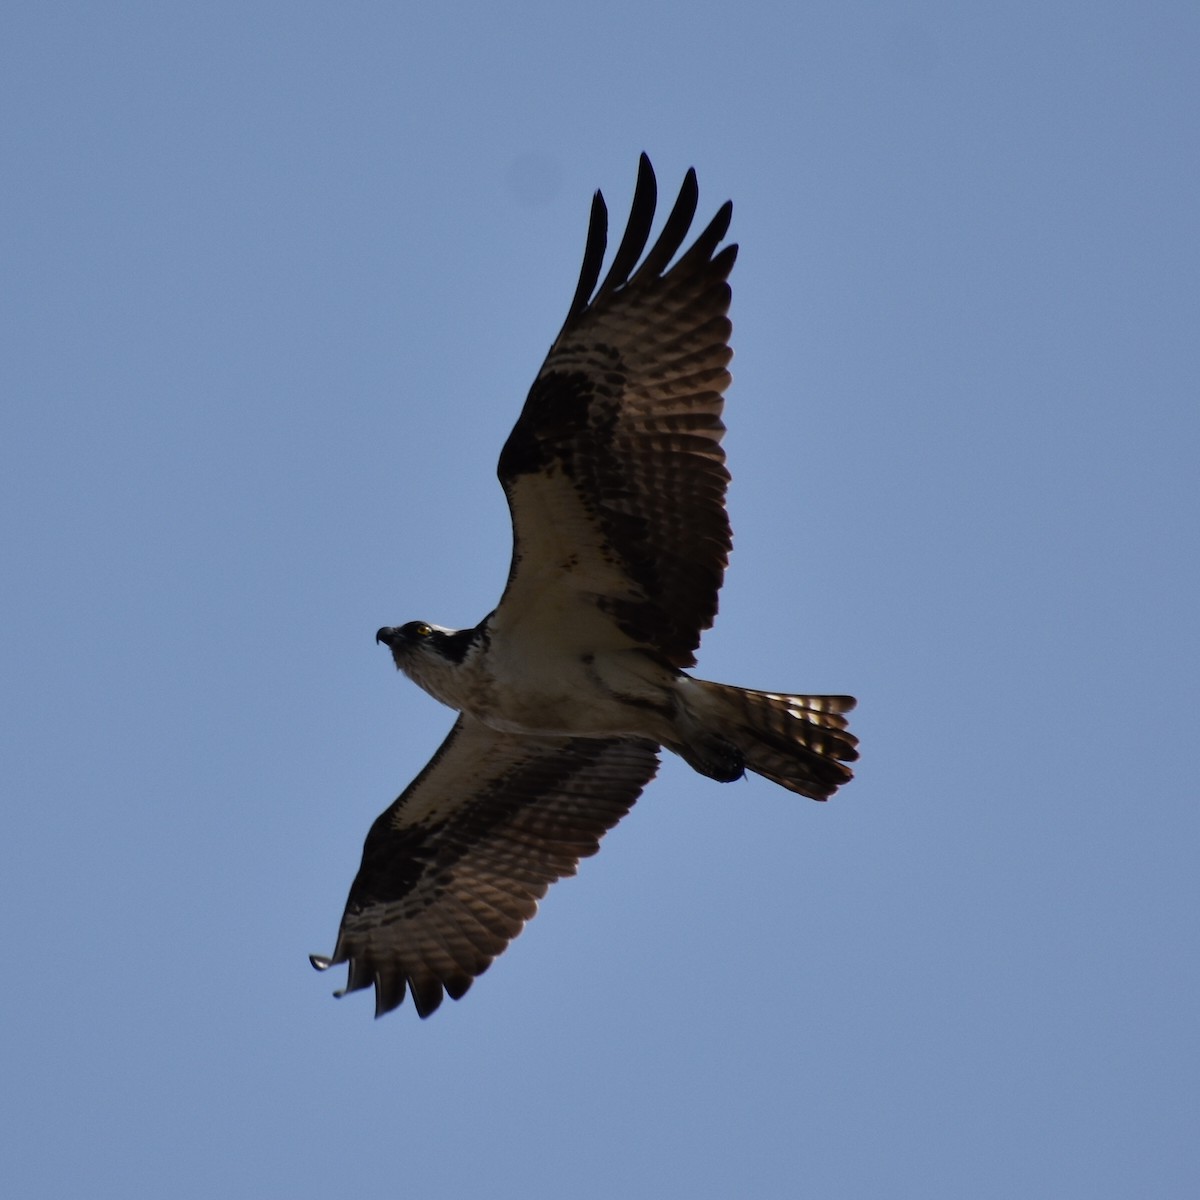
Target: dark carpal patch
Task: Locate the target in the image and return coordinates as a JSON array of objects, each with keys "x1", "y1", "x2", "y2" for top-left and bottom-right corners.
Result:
[
  {"x1": 347, "y1": 736, "x2": 630, "y2": 913},
  {"x1": 498, "y1": 352, "x2": 625, "y2": 483},
  {"x1": 498, "y1": 370, "x2": 594, "y2": 479}
]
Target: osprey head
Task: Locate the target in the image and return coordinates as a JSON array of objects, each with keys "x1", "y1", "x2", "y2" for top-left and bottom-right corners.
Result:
[
  {"x1": 376, "y1": 621, "x2": 478, "y2": 673},
  {"x1": 377, "y1": 621, "x2": 445, "y2": 662},
  {"x1": 375, "y1": 621, "x2": 482, "y2": 710}
]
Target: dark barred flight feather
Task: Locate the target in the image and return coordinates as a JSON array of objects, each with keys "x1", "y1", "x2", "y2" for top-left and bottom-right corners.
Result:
[
  {"x1": 498, "y1": 155, "x2": 736, "y2": 667},
  {"x1": 313, "y1": 717, "x2": 659, "y2": 1018},
  {"x1": 313, "y1": 155, "x2": 858, "y2": 1020}
]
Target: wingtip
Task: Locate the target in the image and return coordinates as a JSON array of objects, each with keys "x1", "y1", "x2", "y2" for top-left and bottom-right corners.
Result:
[
  {"x1": 636, "y1": 151, "x2": 656, "y2": 191},
  {"x1": 560, "y1": 190, "x2": 609, "y2": 331}
]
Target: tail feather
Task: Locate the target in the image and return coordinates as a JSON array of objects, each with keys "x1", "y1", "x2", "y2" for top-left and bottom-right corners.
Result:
[{"x1": 679, "y1": 679, "x2": 858, "y2": 801}]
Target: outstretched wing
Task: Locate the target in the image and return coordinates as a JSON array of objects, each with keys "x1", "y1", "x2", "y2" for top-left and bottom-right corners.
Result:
[
  {"x1": 495, "y1": 155, "x2": 737, "y2": 668},
  {"x1": 311, "y1": 716, "x2": 660, "y2": 1018}
]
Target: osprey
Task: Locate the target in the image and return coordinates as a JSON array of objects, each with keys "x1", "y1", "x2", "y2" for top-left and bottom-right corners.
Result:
[{"x1": 312, "y1": 155, "x2": 857, "y2": 1018}]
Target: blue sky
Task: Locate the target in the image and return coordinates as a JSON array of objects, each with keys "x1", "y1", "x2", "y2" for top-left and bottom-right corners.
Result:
[{"x1": 2, "y1": 3, "x2": 1197, "y2": 1197}]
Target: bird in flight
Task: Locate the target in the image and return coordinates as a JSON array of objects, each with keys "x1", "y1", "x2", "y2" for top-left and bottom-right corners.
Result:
[{"x1": 312, "y1": 155, "x2": 858, "y2": 1018}]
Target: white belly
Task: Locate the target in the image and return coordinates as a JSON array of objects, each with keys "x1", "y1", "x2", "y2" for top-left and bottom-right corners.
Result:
[{"x1": 475, "y1": 644, "x2": 678, "y2": 741}]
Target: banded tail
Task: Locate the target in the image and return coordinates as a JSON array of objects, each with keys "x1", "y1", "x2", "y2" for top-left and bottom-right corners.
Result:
[{"x1": 674, "y1": 679, "x2": 858, "y2": 801}]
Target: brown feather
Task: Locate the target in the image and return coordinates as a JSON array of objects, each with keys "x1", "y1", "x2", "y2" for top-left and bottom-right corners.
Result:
[
  {"x1": 313, "y1": 716, "x2": 659, "y2": 1018},
  {"x1": 497, "y1": 157, "x2": 737, "y2": 667}
]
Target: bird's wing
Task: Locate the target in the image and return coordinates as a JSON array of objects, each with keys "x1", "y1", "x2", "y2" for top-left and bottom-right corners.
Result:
[
  {"x1": 494, "y1": 155, "x2": 737, "y2": 668},
  {"x1": 311, "y1": 715, "x2": 660, "y2": 1018}
]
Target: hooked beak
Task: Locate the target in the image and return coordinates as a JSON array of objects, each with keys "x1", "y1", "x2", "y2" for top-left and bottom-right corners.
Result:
[{"x1": 376, "y1": 627, "x2": 398, "y2": 647}]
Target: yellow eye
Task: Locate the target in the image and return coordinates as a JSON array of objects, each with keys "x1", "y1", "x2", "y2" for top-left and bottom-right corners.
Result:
[{"x1": 412, "y1": 622, "x2": 433, "y2": 638}]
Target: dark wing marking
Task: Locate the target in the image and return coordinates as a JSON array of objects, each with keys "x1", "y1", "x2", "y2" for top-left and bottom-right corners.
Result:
[
  {"x1": 311, "y1": 715, "x2": 660, "y2": 1018},
  {"x1": 495, "y1": 154, "x2": 737, "y2": 668}
]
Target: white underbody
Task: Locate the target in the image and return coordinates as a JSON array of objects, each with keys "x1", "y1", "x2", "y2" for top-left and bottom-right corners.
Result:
[{"x1": 402, "y1": 617, "x2": 687, "y2": 746}]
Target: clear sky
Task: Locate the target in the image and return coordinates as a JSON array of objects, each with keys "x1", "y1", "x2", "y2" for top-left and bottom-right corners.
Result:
[{"x1": 2, "y1": 3, "x2": 1197, "y2": 1197}]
